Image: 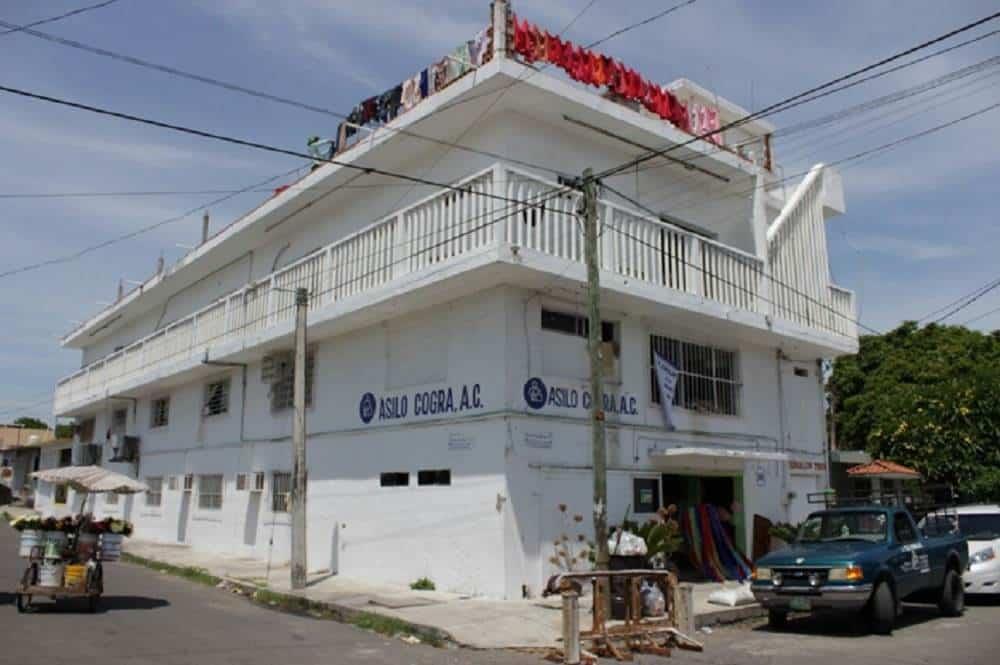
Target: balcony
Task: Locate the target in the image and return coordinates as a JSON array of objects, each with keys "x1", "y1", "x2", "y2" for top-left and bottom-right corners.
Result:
[{"x1": 54, "y1": 163, "x2": 856, "y2": 415}]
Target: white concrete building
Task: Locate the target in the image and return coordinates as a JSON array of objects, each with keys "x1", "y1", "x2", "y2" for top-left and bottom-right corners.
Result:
[{"x1": 43, "y1": 2, "x2": 857, "y2": 598}]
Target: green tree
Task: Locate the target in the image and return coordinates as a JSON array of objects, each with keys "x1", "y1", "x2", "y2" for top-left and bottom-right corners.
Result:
[
  {"x1": 12, "y1": 416, "x2": 49, "y2": 430},
  {"x1": 829, "y1": 322, "x2": 1000, "y2": 502}
]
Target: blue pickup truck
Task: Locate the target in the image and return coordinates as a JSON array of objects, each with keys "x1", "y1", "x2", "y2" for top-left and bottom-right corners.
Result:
[{"x1": 751, "y1": 506, "x2": 968, "y2": 634}]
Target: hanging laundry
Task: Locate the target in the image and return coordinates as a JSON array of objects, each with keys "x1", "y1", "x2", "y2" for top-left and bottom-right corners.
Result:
[
  {"x1": 401, "y1": 73, "x2": 422, "y2": 111},
  {"x1": 432, "y1": 57, "x2": 449, "y2": 91},
  {"x1": 445, "y1": 42, "x2": 471, "y2": 86},
  {"x1": 469, "y1": 27, "x2": 490, "y2": 67},
  {"x1": 375, "y1": 85, "x2": 402, "y2": 123}
]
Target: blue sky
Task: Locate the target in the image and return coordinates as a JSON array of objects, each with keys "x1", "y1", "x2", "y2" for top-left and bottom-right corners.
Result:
[{"x1": 1, "y1": 0, "x2": 999, "y2": 423}]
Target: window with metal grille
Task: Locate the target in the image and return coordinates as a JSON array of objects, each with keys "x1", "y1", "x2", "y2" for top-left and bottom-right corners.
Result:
[
  {"x1": 541, "y1": 309, "x2": 616, "y2": 343},
  {"x1": 649, "y1": 335, "x2": 741, "y2": 416},
  {"x1": 111, "y1": 408, "x2": 128, "y2": 434},
  {"x1": 271, "y1": 472, "x2": 291, "y2": 513},
  {"x1": 198, "y1": 474, "x2": 223, "y2": 510},
  {"x1": 77, "y1": 417, "x2": 95, "y2": 443},
  {"x1": 150, "y1": 397, "x2": 170, "y2": 428},
  {"x1": 380, "y1": 472, "x2": 409, "y2": 487},
  {"x1": 266, "y1": 351, "x2": 315, "y2": 412},
  {"x1": 145, "y1": 477, "x2": 163, "y2": 507},
  {"x1": 417, "y1": 469, "x2": 451, "y2": 486},
  {"x1": 202, "y1": 378, "x2": 230, "y2": 417}
]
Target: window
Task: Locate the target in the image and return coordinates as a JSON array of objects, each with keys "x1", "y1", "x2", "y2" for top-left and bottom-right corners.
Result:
[
  {"x1": 150, "y1": 397, "x2": 170, "y2": 428},
  {"x1": 633, "y1": 478, "x2": 660, "y2": 514},
  {"x1": 417, "y1": 469, "x2": 451, "y2": 486},
  {"x1": 111, "y1": 408, "x2": 128, "y2": 434},
  {"x1": 894, "y1": 513, "x2": 918, "y2": 544},
  {"x1": 58, "y1": 448, "x2": 73, "y2": 467},
  {"x1": 167, "y1": 476, "x2": 178, "y2": 491},
  {"x1": 236, "y1": 473, "x2": 248, "y2": 491},
  {"x1": 77, "y1": 417, "x2": 95, "y2": 443},
  {"x1": 541, "y1": 309, "x2": 616, "y2": 343},
  {"x1": 271, "y1": 472, "x2": 291, "y2": 513},
  {"x1": 183, "y1": 474, "x2": 194, "y2": 491},
  {"x1": 105, "y1": 492, "x2": 118, "y2": 505},
  {"x1": 198, "y1": 474, "x2": 224, "y2": 510},
  {"x1": 202, "y1": 378, "x2": 231, "y2": 417},
  {"x1": 266, "y1": 351, "x2": 315, "y2": 411},
  {"x1": 793, "y1": 367, "x2": 810, "y2": 378},
  {"x1": 54, "y1": 484, "x2": 68, "y2": 505},
  {"x1": 649, "y1": 335, "x2": 740, "y2": 416},
  {"x1": 145, "y1": 477, "x2": 163, "y2": 507},
  {"x1": 380, "y1": 472, "x2": 410, "y2": 487}
]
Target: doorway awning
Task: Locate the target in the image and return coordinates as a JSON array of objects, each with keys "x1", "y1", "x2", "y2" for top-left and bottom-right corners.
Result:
[{"x1": 649, "y1": 446, "x2": 788, "y2": 471}]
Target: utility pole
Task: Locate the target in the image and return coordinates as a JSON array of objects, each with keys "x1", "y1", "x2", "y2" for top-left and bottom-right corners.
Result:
[
  {"x1": 290, "y1": 287, "x2": 309, "y2": 589},
  {"x1": 581, "y1": 168, "x2": 609, "y2": 614}
]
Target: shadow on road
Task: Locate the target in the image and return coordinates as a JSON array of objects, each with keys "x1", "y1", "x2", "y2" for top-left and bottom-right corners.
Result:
[
  {"x1": 0, "y1": 592, "x2": 15, "y2": 606},
  {"x1": 97, "y1": 595, "x2": 170, "y2": 612},
  {"x1": 754, "y1": 603, "x2": 948, "y2": 637},
  {"x1": 5, "y1": 595, "x2": 169, "y2": 614}
]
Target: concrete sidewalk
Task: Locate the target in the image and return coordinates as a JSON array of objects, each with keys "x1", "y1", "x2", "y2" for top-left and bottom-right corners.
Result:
[{"x1": 123, "y1": 538, "x2": 762, "y2": 648}]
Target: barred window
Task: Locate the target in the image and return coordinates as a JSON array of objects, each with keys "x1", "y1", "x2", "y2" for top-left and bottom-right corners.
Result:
[
  {"x1": 145, "y1": 477, "x2": 163, "y2": 507},
  {"x1": 266, "y1": 351, "x2": 315, "y2": 412},
  {"x1": 271, "y1": 472, "x2": 292, "y2": 513},
  {"x1": 202, "y1": 378, "x2": 230, "y2": 417},
  {"x1": 150, "y1": 397, "x2": 170, "y2": 428},
  {"x1": 111, "y1": 408, "x2": 128, "y2": 434},
  {"x1": 198, "y1": 474, "x2": 224, "y2": 510},
  {"x1": 649, "y1": 335, "x2": 740, "y2": 416}
]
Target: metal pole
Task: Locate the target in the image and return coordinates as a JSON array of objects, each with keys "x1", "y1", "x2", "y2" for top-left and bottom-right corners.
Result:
[
  {"x1": 561, "y1": 590, "x2": 581, "y2": 665},
  {"x1": 581, "y1": 168, "x2": 610, "y2": 608},
  {"x1": 290, "y1": 287, "x2": 309, "y2": 589}
]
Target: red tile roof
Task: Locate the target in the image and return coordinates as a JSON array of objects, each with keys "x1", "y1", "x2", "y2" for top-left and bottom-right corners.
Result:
[{"x1": 847, "y1": 459, "x2": 922, "y2": 478}]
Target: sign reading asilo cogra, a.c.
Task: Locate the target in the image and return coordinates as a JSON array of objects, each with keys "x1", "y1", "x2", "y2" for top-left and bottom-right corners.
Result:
[
  {"x1": 523, "y1": 377, "x2": 638, "y2": 416},
  {"x1": 359, "y1": 384, "x2": 483, "y2": 424}
]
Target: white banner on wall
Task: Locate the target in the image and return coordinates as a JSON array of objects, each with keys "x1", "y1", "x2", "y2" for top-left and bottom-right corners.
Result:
[{"x1": 653, "y1": 352, "x2": 680, "y2": 431}]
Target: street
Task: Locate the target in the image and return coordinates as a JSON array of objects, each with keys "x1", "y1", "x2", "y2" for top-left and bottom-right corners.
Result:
[{"x1": 2, "y1": 525, "x2": 999, "y2": 664}]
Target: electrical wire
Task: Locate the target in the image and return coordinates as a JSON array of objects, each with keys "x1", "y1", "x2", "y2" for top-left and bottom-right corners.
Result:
[
  {"x1": 594, "y1": 10, "x2": 1000, "y2": 181},
  {"x1": 929, "y1": 278, "x2": 1000, "y2": 324},
  {"x1": 960, "y1": 302, "x2": 1000, "y2": 327},
  {"x1": 0, "y1": 0, "x2": 120, "y2": 37},
  {"x1": 0, "y1": 15, "x2": 559, "y2": 177}
]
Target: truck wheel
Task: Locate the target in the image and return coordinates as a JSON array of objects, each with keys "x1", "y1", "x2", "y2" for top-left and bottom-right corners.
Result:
[
  {"x1": 869, "y1": 581, "x2": 895, "y2": 635},
  {"x1": 938, "y1": 568, "x2": 964, "y2": 617},
  {"x1": 767, "y1": 609, "x2": 788, "y2": 629}
]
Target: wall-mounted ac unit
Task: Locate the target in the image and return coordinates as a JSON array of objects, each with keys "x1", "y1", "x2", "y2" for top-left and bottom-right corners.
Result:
[{"x1": 108, "y1": 434, "x2": 140, "y2": 463}]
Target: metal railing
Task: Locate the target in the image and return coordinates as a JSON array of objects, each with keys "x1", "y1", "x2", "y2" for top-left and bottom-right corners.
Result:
[{"x1": 54, "y1": 163, "x2": 854, "y2": 413}]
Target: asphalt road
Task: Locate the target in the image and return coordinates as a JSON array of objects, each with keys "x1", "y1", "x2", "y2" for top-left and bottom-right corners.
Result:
[{"x1": 3, "y1": 524, "x2": 999, "y2": 664}]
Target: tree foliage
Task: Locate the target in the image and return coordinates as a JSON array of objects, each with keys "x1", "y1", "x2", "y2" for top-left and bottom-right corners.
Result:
[
  {"x1": 11, "y1": 416, "x2": 48, "y2": 430},
  {"x1": 829, "y1": 322, "x2": 1000, "y2": 502}
]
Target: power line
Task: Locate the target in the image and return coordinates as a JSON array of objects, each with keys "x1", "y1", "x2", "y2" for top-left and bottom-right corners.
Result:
[
  {"x1": 0, "y1": 15, "x2": 560, "y2": 176},
  {"x1": 960, "y1": 303, "x2": 1000, "y2": 327},
  {"x1": 929, "y1": 278, "x2": 1000, "y2": 324},
  {"x1": 0, "y1": 0, "x2": 120, "y2": 37},
  {"x1": 595, "y1": 10, "x2": 1000, "y2": 180},
  {"x1": 0, "y1": 165, "x2": 306, "y2": 280},
  {"x1": 918, "y1": 275, "x2": 1000, "y2": 322}
]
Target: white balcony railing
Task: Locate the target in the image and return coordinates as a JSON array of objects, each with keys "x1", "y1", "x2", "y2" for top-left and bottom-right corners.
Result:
[{"x1": 54, "y1": 164, "x2": 855, "y2": 413}]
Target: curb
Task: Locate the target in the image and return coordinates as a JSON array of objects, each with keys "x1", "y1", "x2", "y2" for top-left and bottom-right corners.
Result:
[
  {"x1": 695, "y1": 603, "x2": 766, "y2": 628},
  {"x1": 119, "y1": 549, "x2": 455, "y2": 647}
]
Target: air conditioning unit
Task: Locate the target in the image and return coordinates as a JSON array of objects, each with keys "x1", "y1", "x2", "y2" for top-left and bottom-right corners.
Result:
[{"x1": 108, "y1": 434, "x2": 140, "y2": 463}]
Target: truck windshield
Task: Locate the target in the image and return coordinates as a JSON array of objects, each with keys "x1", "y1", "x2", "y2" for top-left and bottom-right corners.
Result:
[
  {"x1": 797, "y1": 511, "x2": 888, "y2": 543},
  {"x1": 958, "y1": 514, "x2": 1000, "y2": 541}
]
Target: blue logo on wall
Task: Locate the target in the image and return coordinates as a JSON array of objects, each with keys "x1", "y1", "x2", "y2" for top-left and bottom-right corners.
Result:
[
  {"x1": 523, "y1": 377, "x2": 548, "y2": 410},
  {"x1": 359, "y1": 392, "x2": 377, "y2": 424}
]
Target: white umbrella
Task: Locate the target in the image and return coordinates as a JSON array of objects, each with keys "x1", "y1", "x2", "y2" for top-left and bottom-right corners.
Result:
[{"x1": 32, "y1": 465, "x2": 148, "y2": 494}]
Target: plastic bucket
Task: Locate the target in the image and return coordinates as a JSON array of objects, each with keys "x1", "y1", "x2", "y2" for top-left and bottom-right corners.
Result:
[
  {"x1": 100, "y1": 533, "x2": 123, "y2": 561},
  {"x1": 64, "y1": 564, "x2": 87, "y2": 588},
  {"x1": 18, "y1": 530, "x2": 42, "y2": 558},
  {"x1": 38, "y1": 561, "x2": 65, "y2": 587},
  {"x1": 76, "y1": 533, "x2": 98, "y2": 560}
]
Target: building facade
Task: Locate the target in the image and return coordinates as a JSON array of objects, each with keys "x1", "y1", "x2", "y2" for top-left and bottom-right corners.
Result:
[{"x1": 42, "y1": 2, "x2": 857, "y2": 598}]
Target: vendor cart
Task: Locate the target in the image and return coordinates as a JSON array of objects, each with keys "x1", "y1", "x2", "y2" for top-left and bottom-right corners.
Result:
[{"x1": 15, "y1": 466, "x2": 147, "y2": 613}]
